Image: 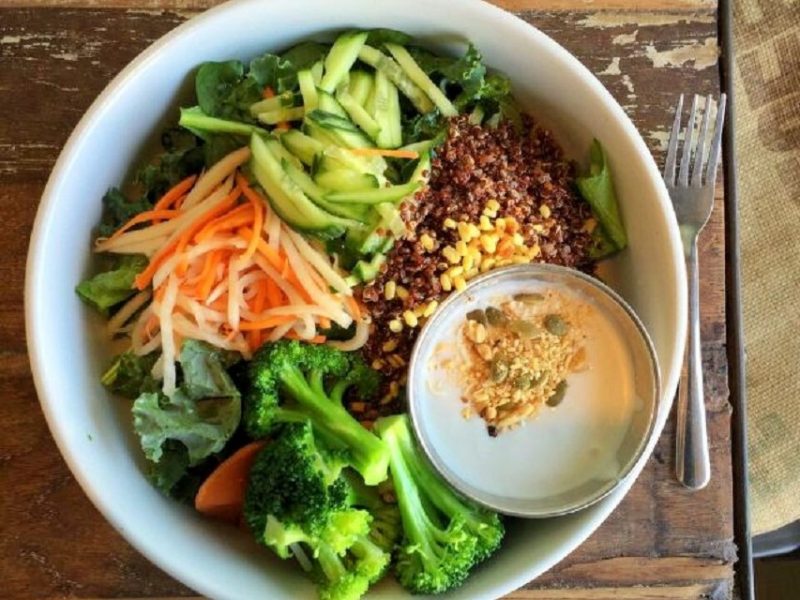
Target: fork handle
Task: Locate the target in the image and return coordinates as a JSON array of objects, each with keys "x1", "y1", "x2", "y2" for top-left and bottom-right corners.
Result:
[{"x1": 675, "y1": 244, "x2": 711, "y2": 490}]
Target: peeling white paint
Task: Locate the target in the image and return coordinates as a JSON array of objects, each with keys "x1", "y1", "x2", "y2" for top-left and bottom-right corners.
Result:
[
  {"x1": 648, "y1": 130, "x2": 672, "y2": 152},
  {"x1": 645, "y1": 38, "x2": 719, "y2": 70},
  {"x1": 648, "y1": 96, "x2": 720, "y2": 153},
  {"x1": 125, "y1": 9, "x2": 164, "y2": 16},
  {"x1": 599, "y1": 57, "x2": 621, "y2": 76},
  {"x1": 621, "y1": 74, "x2": 635, "y2": 95},
  {"x1": 1, "y1": 36, "x2": 21, "y2": 44},
  {"x1": 51, "y1": 52, "x2": 78, "y2": 62},
  {"x1": 577, "y1": 13, "x2": 715, "y2": 29},
  {"x1": 612, "y1": 30, "x2": 638, "y2": 45}
]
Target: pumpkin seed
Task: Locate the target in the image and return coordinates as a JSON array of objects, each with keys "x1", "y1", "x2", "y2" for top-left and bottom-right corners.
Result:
[
  {"x1": 466, "y1": 309, "x2": 487, "y2": 325},
  {"x1": 547, "y1": 380, "x2": 568, "y2": 406},
  {"x1": 485, "y1": 306, "x2": 508, "y2": 327},
  {"x1": 509, "y1": 319, "x2": 542, "y2": 339},
  {"x1": 513, "y1": 374, "x2": 532, "y2": 390},
  {"x1": 544, "y1": 314, "x2": 569, "y2": 336},
  {"x1": 513, "y1": 292, "x2": 545, "y2": 304},
  {"x1": 490, "y1": 359, "x2": 509, "y2": 383}
]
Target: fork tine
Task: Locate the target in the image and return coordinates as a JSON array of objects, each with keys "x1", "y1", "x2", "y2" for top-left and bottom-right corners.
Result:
[
  {"x1": 705, "y1": 93, "x2": 727, "y2": 187},
  {"x1": 663, "y1": 94, "x2": 684, "y2": 184},
  {"x1": 691, "y1": 95, "x2": 713, "y2": 187},
  {"x1": 678, "y1": 94, "x2": 698, "y2": 187}
]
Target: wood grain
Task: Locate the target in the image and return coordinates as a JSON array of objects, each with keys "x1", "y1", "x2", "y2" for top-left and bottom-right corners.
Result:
[{"x1": 0, "y1": 4, "x2": 734, "y2": 599}]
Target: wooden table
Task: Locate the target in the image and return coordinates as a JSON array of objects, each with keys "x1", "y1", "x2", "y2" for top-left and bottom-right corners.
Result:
[{"x1": 0, "y1": 1, "x2": 747, "y2": 598}]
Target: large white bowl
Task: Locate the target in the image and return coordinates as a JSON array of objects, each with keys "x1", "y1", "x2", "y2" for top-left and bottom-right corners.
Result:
[{"x1": 25, "y1": 1, "x2": 686, "y2": 598}]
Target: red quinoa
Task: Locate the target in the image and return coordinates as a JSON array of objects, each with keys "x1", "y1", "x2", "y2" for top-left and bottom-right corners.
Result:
[{"x1": 354, "y1": 114, "x2": 595, "y2": 419}]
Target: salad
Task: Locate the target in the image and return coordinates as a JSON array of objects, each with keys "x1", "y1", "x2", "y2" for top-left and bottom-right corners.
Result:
[{"x1": 76, "y1": 28, "x2": 626, "y2": 600}]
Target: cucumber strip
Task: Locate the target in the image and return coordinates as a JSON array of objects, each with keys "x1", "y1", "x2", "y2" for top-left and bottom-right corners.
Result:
[
  {"x1": 399, "y1": 139, "x2": 435, "y2": 154},
  {"x1": 326, "y1": 181, "x2": 419, "y2": 205},
  {"x1": 409, "y1": 151, "x2": 432, "y2": 185},
  {"x1": 468, "y1": 104, "x2": 485, "y2": 125},
  {"x1": 297, "y1": 70, "x2": 319, "y2": 113},
  {"x1": 358, "y1": 45, "x2": 435, "y2": 114},
  {"x1": 485, "y1": 112, "x2": 502, "y2": 128},
  {"x1": 316, "y1": 89, "x2": 349, "y2": 118},
  {"x1": 348, "y1": 70, "x2": 374, "y2": 106},
  {"x1": 324, "y1": 146, "x2": 387, "y2": 178},
  {"x1": 280, "y1": 130, "x2": 324, "y2": 166},
  {"x1": 256, "y1": 106, "x2": 305, "y2": 125},
  {"x1": 374, "y1": 202, "x2": 406, "y2": 237},
  {"x1": 281, "y1": 159, "x2": 371, "y2": 223},
  {"x1": 320, "y1": 31, "x2": 369, "y2": 93},
  {"x1": 249, "y1": 91, "x2": 295, "y2": 117},
  {"x1": 370, "y1": 71, "x2": 402, "y2": 149},
  {"x1": 336, "y1": 86, "x2": 382, "y2": 141},
  {"x1": 306, "y1": 110, "x2": 374, "y2": 149},
  {"x1": 179, "y1": 107, "x2": 267, "y2": 137},
  {"x1": 316, "y1": 170, "x2": 379, "y2": 193},
  {"x1": 385, "y1": 43, "x2": 458, "y2": 117},
  {"x1": 310, "y1": 61, "x2": 324, "y2": 85},
  {"x1": 250, "y1": 135, "x2": 351, "y2": 239}
]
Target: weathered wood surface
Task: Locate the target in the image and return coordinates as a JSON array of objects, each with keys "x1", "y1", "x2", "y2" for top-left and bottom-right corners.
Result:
[{"x1": 0, "y1": 4, "x2": 734, "y2": 599}]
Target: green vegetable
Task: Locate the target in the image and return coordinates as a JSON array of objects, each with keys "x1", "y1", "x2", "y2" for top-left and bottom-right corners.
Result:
[
  {"x1": 179, "y1": 106, "x2": 267, "y2": 138},
  {"x1": 576, "y1": 140, "x2": 627, "y2": 257},
  {"x1": 385, "y1": 43, "x2": 457, "y2": 117},
  {"x1": 357, "y1": 45, "x2": 435, "y2": 114},
  {"x1": 75, "y1": 254, "x2": 147, "y2": 313},
  {"x1": 364, "y1": 28, "x2": 413, "y2": 49},
  {"x1": 373, "y1": 414, "x2": 504, "y2": 594},
  {"x1": 320, "y1": 31, "x2": 369, "y2": 93},
  {"x1": 101, "y1": 351, "x2": 159, "y2": 398},
  {"x1": 132, "y1": 341, "x2": 242, "y2": 493},
  {"x1": 244, "y1": 422, "x2": 392, "y2": 600},
  {"x1": 243, "y1": 339, "x2": 389, "y2": 485}
]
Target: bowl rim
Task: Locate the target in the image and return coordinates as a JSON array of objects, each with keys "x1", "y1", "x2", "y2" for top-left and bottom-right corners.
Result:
[
  {"x1": 25, "y1": 0, "x2": 688, "y2": 598},
  {"x1": 407, "y1": 263, "x2": 662, "y2": 518}
]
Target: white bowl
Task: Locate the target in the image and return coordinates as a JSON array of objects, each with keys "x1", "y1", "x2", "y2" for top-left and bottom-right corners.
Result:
[{"x1": 25, "y1": 1, "x2": 686, "y2": 598}]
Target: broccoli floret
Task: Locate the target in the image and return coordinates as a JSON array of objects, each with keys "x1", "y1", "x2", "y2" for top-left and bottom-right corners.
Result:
[
  {"x1": 373, "y1": 414, "x2": 505, "y2": 594},
  {"x1": 244, "y1": 422, "x2": 391, "y2": 600},
  {"x1": 245, "y1": 340, "x2": 388, "y2": 485},
  {"x1": 344, "y1": 470, "x2": 401, "y2": 554}
]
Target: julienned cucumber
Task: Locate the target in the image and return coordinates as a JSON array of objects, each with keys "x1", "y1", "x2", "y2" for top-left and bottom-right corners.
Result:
[
  {"x1": 256, "y1": 106, "x2": 305, "y2": 125},
  {"x1": 306, "y1": 110, "x2": 374, "y2": 149},
  {"x1": 348, "y1": 70, "x2": 374, "y2": 107},
  {"x1": 315, "y1": 169, "x2": 379, "y2": 193},
  {"x1": 297, "y1": 70, "x2": 318, "y2": 113},
  {"x1": 336, "y1": 86, "x2": 382, "y2": 141},
  {"x1": 369, "y1": 71, "x2": 402, "y2": 149},
  {"x1": 249, "y1": 91, "x2": 296, "y2": 116},
  {"x1": 179, "y1": 107, "x2": 266, "y2": 137},
  {"x1": 250, "y1": 134, "x2": 354, "y2": 239},
  {"x1": 316, "y1": 90, "x2": 348, "y2": 119},
  {"x1": 325, "y1": 181, "x2": 419, "y2": 205},
  {"x1": 357, "y1": 45, "x2": 435, "y2": 114},
  {"x1": 385, "y1": 43, "x2": 458, "y2": 117},
  {"x1": 319, "y1": 31, "x2": 369, "y2": 93},
  {"x1": 281, "y1": 159, "x2": 371, "y2": 223},
  {"x1": 280, "y1": 130, "x2": 324, "y2": 166}
]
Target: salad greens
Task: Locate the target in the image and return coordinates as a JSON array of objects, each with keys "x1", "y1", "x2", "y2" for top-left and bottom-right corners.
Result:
[{"x1": 75, "y1": 254, "x2": 147, "y2": 313}]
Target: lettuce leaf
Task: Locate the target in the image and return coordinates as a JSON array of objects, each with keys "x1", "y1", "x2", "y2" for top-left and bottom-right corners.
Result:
[
  {"x1": 75, "y1": 254, "x2": 148, "y2": 313},
  {"x1": 576, "y1": 140, "x2": 628, "y2": 258},
  {"x1": 101, "y1": 351, "x2": 160, "y2": 399}
]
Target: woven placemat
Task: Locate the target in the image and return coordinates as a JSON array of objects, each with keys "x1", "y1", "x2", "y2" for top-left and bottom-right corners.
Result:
[{"x1": 734, "y1": 0, "x2": 800, "y2": 535}]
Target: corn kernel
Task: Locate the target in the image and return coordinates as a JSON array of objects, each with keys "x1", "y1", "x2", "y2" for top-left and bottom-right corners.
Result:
[
  {"x1": 462, "y1": 254, "x2": 475, "y2": 272},
  {"x1": 396, "y1": 285, "x2": 409, "y2": 300},
  {"x1": 389, "y1": 319, "x2": 403, "y2": 332},
  {"x1": 486, "y1": 199, "x2": 500, "y2": 212},
  {"x1": 443, "y1": 217, "x2": 457, "y2": 229},
  {"x1": 480, "y1": 257, "x2": 496, "y2": 272},
  {"x1": 384, "y1": 280, "x2": 397, "y2": 300},
  {"x1": 403, "y1": 310, "x2": 419, "y2": 327},
  {"x1": 382, "y1": 339, "x2": 399, "y2": 352},
  {"x1": 371, "y1": 358, "x2": 385, "y2": 370},
  {"x1": 582, "y1": 218, "x2": 597, "y2": 233},
  {"x1": 423, "y1": 300, "x2": 439, "y2": 317},
  {"x1": 465, "y1": 267, "x2": 479, "y2": 279},
  {"x1": 532, "y1": 224, "x2": 545, "y2": 233},
  {"x1": 455, "y1": 240, "x2": 469, "y2": 256},
  {"x1": 414, "y1": 304, "x2": 427, "y2": 317},
  {"x1": 512, "y1": 255, "x2": 532, "y2": 264},
  {"x1": 453, "y1": 276, "x2": 467, "y2": 292},
  {"x1": 480, "y1": 234, "x2": 499, "y2": 254},
  {"x1": 505, "y1": 218, "x2": 519, "y2": 234},
  {"x1": 442, "y1": 246, "x2": 460, "y2": 264},
  {"x1": 479, "y1": 215, "x2": 493, "y2": 230},
  {"x1": 440, "y1": 273, "x2": 452, "y2": 292},
  {"x1": 399, "y1": 373, "x2": 409, "y2": 385},
  {"x1": 457, "y1": 222, "x2": 470, "y2": 239},
  {"x1": 420, "y1": 233, "x2": 435, "y2": 251},
  {"x1": 539, "y1": 204, "x2": 552, "y2": 218},
  {"x1": 389, "y1": 381, "x2": 400, "y2": 396},
  {"x1": 512, "y1": 232, "x2": 525, "y2": 246},
  {"x1": 447, "y1": 265, "x2": 464, "y2": 277},
  {"x1": 495, "y1": 217, "x2": 507, "y2": 231},
  {"x1": 529, "y1": 244, "x2": 541, "y2": 258}
]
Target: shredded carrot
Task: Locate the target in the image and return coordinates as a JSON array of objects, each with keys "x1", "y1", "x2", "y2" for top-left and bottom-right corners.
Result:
[
  {"x1": 239, "y1": 314, "x2": 297, "y2": 331},
  {"x1": 262, "y1": 86, "x2": 275, "y2": 99},
  {"x1": 175, "y1": 184, "x2": 243, "y2": 255},
  {"x1": 246, "y1": 330, "x2": 261, "y2": 350},
  {"x1": 318, "y1": 317, "x2": 331, "y2": 330},
  {"x1": 237, "y1": 174, "x2": 265, "y2": 262},
  {"x1": 209, "y1": 293, "x2": 229, "y2": 311},
  {"x1": 194, "y1": 203, "x2": 253, "y2": 242},
  {"x1": 108, "y1": 209, "x2": 181, "y2": 242},
  {"x1": 349, "y1": 147, "x2": 420, "y2": 159},
  {"x1": 275, "y1": 122, "x2": 291, "y2": 132},
  {"x1": 153, "y1": 175, "x2": 198, "y2": 211},
  {"x1": 239, "y1": 226, "x2": 284, "y2": 271},
  {"x1": 286, "y1": 331, "x2": 326, "y2": 343},
  {"x1": 264, "y1": 277, "x2": 283, "y2": 307},
  {"x1": 251, "y1": 279, "x2": 269, "y2": 313},
  {"x1": 135, "y1": 238, "x2": 179, "y2": 290},
  {"x1": 196, "y1": 250, "x2": 226, "y2": 300},
  {"x1": 345, "y1": 296, "x2": 362, "y2": 320}
]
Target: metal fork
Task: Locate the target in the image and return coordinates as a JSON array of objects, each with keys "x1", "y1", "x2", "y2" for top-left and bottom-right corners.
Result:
[{"x1": 664, "y1": 93, "x2": 727, "y2": 490}]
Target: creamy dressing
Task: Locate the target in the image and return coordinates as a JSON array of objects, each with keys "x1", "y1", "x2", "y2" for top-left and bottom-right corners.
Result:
[{"x1": 412, "y1": 275, "x2": 648, "y2": 512}]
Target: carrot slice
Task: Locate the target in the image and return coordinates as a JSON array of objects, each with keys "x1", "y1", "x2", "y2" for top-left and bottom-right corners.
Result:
[
  {"x1": 349, "y1": 148, "x2": 420, "y2": 159},
  {"x1": 286, "y1": 331, "x2": 326, "y2": 343},
  {"x1": 239, "y1": 314, "x2": 298, "y2": 331},
  {"x1": 262, "y1": 86, "x2": 275, "y2": 99},
  {"x1": 237, "y1": 175, "x2": 266, "y2": 263},
  {"x1": 264, "y1": 276, "x2": 283, "y2": 307},
  {"x1": 345, "y1": 295, "x2": 362, "y2": 320},
  {"x1": 153, "y1": 175, "x2": 198, "y2": 211},
  {"x1": 134, "y1": 238, "x2": 179, "y2": 290},
  {"x1": 195, "y1": 441, "x2": 267, "y2": 522},
  {"x1": 238, "y1": 226, "x2": 285, "y2": 272},
  {"x1": 194, "y1": 204, "x2": 254, "y2": 242}
]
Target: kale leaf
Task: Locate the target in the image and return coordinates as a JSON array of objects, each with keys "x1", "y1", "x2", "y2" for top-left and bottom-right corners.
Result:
[
  {"x1": 75, "y1": 254, "x2": 148, "y2": 313},
  {"x1": 101, "y1": 351, "x2": 160, "y2": 399}
]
